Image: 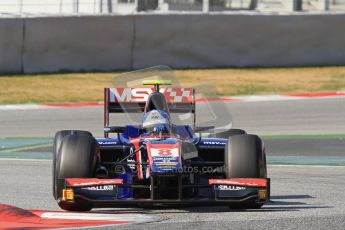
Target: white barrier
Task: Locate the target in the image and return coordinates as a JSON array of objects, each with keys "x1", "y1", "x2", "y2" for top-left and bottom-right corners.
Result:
[
  {"x1": 23, "y1": 15, "x2": 133, "y2": 72},
  {"x1": 133, "y1": 13, "x2": 345, "y2": 68},
  {"x1": 0, "y1": 18, "x2": 23, "y2": 73},
  {"x1": 1, "y1": 13, "x2": 345, "y2": 73}
]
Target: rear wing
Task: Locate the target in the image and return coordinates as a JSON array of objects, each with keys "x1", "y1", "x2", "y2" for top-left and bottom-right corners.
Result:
[{"x1": 104, "y1": 88, "x2": 195, "y2": 137}]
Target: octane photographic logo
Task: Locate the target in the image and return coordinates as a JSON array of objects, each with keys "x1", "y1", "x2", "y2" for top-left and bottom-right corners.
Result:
[
  {"x1": 114, "y1": 162, "x2": 226, "y2": 174},
  {"x1": 115, "y1": 165, "x2": 125, "y2": 174},
  {"x1": 172, "y1": 165, "x2": 225, "y2": 174}
]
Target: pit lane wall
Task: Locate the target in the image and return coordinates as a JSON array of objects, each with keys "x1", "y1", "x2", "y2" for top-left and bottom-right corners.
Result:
[{"x1": 1, "y1": 13, "x2": 345, "y2": 73}]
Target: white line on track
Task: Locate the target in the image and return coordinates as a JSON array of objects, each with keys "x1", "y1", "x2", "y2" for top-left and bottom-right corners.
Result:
[
  {"x1": 0, "y1": 104, "x2": 44, "y2": 110},
  {"x1": 40, "y1": 212, "x2": 160, "y2": 223},
  {"x1": 1, "y1": 143, "x2": 52, "y2": 152},
  {"x1": 0, "y1": 158, "x2": 51, "y2": 162},
  {"x1": 269, "y1": 164, "x2": 345, "y2": 168}
]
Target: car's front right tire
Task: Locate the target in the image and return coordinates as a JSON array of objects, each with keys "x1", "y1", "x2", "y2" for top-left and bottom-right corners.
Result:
[{"x1": 224, "y1": 134, "x2": 267, "y2": 209}]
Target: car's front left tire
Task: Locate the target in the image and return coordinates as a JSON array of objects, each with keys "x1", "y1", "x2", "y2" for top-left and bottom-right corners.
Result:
[
  {"x1": 52, "y1": 130, "x2": 92, "y2": 200},
  {"x1": 55, "y1": 134, "x2": 99, "y2": 211}
]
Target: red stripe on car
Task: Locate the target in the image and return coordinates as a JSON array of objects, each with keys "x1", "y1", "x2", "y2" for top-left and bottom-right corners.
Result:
[
  {"x1": 208, "y1": 178, "x2": 267, "y2": 187},
  {"x1": 66, "y1": 178, "x2": 123, "y2": 187}
]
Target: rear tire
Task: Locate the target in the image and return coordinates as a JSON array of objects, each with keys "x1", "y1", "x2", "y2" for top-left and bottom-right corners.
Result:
[
  {"x1": 55, "y1": 134, "x2": 99, "y2": 211},
  {"x1": 224, "y1": 134, "x2": 267, "y2": 209},
  {"x1": 52, "y1": 130, "x2": 92, "y2": 200},
  {"x1": 209, "y1": 129, "x2": 246, "y2": 139}
]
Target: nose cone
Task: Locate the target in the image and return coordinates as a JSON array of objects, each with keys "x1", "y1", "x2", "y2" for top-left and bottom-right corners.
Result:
[{"x1": 146, "y1": 141, "x2": 182, "y2": 174}]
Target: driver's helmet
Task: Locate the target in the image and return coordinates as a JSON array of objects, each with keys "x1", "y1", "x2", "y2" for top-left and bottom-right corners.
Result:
[{"x1": 142, "y1": 109, "x2": 171, "y2": 134}]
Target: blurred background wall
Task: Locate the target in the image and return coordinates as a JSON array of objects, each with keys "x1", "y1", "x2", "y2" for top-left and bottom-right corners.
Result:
[{"x1": 1, "y1": 0, "x2": 345, "y2": 73}]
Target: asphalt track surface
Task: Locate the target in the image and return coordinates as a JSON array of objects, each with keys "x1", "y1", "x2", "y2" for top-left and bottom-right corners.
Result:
[
  {"x1": 0, "y1": 159, "x2": 344, "y2": 230},
  {"x1": 0, "y1": 97, "x2": 344, "y2": 137},
  {"x1": 0, "y1": 97, "x2": 344, "y2": 229},
  {"x1": 1, "y1": 97, "x2": 345, "y2": 158}
]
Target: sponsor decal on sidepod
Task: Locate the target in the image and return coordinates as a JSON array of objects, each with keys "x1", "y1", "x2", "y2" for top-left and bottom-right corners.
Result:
[{"x1": 202, "y1": 141, "x2": 226, "y2": 145}]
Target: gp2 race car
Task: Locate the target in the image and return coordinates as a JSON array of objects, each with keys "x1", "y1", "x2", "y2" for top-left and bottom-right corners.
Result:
[{"x1": 53, "y1": 80, "x2": 270, "y2": 211}]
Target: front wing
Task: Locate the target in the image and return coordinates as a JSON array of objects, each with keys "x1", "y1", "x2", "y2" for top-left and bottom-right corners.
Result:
[{"x1": 59, "y1": 178, "x2": 270, "y2": 207}]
